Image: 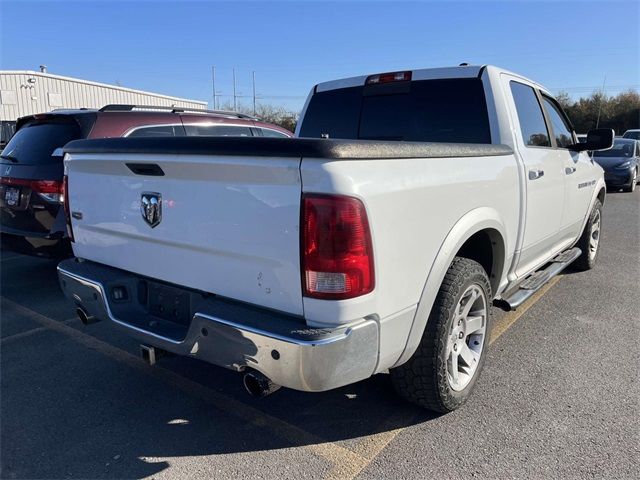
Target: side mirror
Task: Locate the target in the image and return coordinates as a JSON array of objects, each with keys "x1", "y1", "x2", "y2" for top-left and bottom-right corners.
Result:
[
  {"x1": 51, "y1": 148, "x2": 64, "y2": 159},
  {"x1": 570, "y1": 128, "x2": 614, "y2": 152}
]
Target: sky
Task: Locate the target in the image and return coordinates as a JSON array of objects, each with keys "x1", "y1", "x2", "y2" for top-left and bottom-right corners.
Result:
[{"x1": 1, "y1": 0, "x2": 638, "y2": 112}]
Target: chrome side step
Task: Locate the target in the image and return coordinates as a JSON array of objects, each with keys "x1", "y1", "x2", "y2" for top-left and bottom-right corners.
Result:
[{"x1": 494, "y1": 247, "x2": 581, "y2": 311}]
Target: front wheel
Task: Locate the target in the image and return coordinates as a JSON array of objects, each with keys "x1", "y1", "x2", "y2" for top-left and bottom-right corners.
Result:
[
  {"x1": 623, "y1": 168, "x2": 637, "y2": 192},
  {"x1": 573, "y1": 199, "x2": 602, "y2": 271},
  {"x1": 390, "y1": 257, "x2": 492, "y2": 413}
]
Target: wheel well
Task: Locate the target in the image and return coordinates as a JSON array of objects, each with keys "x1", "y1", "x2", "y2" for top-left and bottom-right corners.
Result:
[
  {"x1": 597, "y1": 187, "x2": 606, "y2": 206},
  {"x1": 456, "y1": 229, "x2": 505, "y2": 295}
]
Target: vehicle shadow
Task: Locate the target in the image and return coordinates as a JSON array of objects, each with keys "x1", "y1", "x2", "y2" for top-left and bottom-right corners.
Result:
[{"x1": 0, "y1": 253, "x2": 438, "y2": 479}]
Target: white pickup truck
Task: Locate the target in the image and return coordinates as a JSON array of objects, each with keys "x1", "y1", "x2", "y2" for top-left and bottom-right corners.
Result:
[{"x1": 58, "y1": 65, "x2": 613, "y2": 412}]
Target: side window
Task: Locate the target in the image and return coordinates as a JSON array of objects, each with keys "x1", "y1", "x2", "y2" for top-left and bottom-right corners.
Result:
[
  {"x1": 260, "y1": 128, "x2": 290, "y2": 138},
  {"x1": 510, "y1": 81, "x2": 551, "y2": 147},
  {"x1": 184, "y1": 125, "x2": 252, "y2": 137},
  {"x1": 127, "y1": 125, "x2": 183, "y2": 137},
  {"x1": 542, "y1": 96, "x2": 574, "y2": 148}
]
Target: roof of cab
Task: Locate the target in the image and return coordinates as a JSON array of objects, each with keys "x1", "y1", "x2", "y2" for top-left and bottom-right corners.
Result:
[{"x1": 314, "y1": 64, "x2": 550, "y2": 95}]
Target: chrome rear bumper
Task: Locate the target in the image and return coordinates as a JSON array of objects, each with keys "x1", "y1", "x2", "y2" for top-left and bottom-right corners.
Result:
[{"x1": 57, "y1": 258, "x2": 379, "y2": 392}]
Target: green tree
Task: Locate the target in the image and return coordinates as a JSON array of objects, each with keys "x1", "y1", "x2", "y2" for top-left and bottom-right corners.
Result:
[{"x1": 558, "y1": 90, "x2": 640, "y2": 134}]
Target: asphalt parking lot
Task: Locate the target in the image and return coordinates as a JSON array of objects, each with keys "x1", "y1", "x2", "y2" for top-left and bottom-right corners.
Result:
[{"x1": 1, "y1": 189, "x2": 638, "y2": 480}]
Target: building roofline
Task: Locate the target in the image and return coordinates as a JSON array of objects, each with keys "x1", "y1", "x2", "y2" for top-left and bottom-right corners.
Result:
[{"x1": 0, "y1": 70, "x2": 207, "y2": 105}]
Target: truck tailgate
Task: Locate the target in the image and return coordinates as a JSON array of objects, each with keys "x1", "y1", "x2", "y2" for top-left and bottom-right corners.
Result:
[{"x1": 66, "y1": 152, "x2": 303, "y2": 315}]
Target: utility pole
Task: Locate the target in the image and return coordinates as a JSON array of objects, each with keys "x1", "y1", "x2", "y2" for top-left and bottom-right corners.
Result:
[
  {"x1": 211, "y1": 66, "x2": 216, "y2": 110},
  {"x1": 595, "y1": 75, "x2": 606, "y2": 129},
  {"x1": 232, "y1": 68, "x2": 237, "y2": 111},
  {"x1": 252, "y1": 71, "x2": 257, "y2": 116}
]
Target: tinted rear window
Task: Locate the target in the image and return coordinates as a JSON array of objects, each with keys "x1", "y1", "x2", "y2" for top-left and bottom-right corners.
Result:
[
  {"x1": 260, "y1": 128, "x2": 290, "y2": 138},
  {"x1": 2, "y1": 120, "x2": 81, "y2": 164},
  {"x1": 299, "y1": 78, "x2": 491, "y2": 143},
  {"x1": 184, "y1": 125, "x2": 253, "y2": 137},
  {"x1": 127, "y1": 125, "x2": 185, "y2": 137},
  {"x1": 623, "y1": 131, "x2": 640, "y2": 140}
]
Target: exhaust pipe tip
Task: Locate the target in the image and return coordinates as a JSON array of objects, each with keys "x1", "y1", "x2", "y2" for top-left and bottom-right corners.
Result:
[
  {"x1": 76, "y1": 307, "x2": 97, "y2": 325},
  {"x1": 243, "y1": 370, "x2": 281, "y2": 398}
]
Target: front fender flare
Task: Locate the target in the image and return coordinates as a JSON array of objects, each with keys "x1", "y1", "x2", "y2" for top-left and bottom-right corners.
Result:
[{"x1": 392, "y1": 207, "x2": 508, "y2": 368}]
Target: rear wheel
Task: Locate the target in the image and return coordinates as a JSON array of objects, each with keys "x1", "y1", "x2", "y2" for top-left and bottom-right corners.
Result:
[
  {"x1": 573, "y1": 199, "x2": 602, "y2": 271},
  {"x1": 390, "y1": 257, "x2": 491, "y2": 413}
]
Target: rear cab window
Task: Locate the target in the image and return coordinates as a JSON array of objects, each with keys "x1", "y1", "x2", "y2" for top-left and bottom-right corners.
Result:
[
  {"x1": 1, "y1": 119, "x2": 81, "y2": 165},
  {"x1": 299, "y1": 78, "x2": 491, "y2": 143}
]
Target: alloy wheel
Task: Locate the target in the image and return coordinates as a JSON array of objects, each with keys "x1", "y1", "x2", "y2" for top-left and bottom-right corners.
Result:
[
  {"x1": 589, "y1": 209, "x2": 601, "y2": 260},
  {"x1": 446, "y1": 284, "x2": 488, "y2": 391}
]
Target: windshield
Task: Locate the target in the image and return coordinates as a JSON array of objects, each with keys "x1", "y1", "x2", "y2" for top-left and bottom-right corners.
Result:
[
  {"x1": 1, "y1": 120, "x2": 81, "y2": 165},
  {"x1": 299, "y1": 78, "x2": 491, "y2": 144},
  {"x1": 593, "y1": 140, "x2": 635, "y2": 158}
]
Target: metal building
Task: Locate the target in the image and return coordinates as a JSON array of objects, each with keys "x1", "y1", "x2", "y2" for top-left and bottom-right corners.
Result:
[{"x1": 0, "y1": 68, "x2": 207, "y2": 145}]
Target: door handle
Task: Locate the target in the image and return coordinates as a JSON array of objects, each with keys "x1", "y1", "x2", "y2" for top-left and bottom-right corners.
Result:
[
  {"x1": 528, "y1": 169, "x2": 545, "y2": 180},
  {"x1": 565, "y1": 166, "x2": 577, "y2": 175}
]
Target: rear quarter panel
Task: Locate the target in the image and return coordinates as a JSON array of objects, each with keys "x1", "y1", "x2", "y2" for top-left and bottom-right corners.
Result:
[{"x1": 301, "y1": 154, "x2": 520, "y2": 368}]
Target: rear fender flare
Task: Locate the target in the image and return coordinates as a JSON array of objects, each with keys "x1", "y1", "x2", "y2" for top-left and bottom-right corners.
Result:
[{"x1": 391, "y1": 207, "x2": 508, "y2": 368}]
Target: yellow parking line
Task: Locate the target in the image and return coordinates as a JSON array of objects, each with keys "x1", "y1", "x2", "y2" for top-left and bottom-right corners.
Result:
[
  {"x1": 489, "y1": 275, "x2": 562, "y2": 345},
  {"x1": 0, "y1": 255, "x2": 25, "y2": 263},
  {"x1": 1, "y1": 273, "x2": 564, "y2": 479},
  {"x1": 326, "y1": 275, "x2": 565, "y2": 480},
  {"x1": 0, "y1": 298, "x2": 369, "y2": 470}
]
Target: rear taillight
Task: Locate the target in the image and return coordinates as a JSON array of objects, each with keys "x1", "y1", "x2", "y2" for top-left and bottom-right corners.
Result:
[
  {"x1": 0, "y1": 177, "x2": 63, "y2": 202},
  {"x1": 32, "y1": 180, "x2": 63, "y2": 202},
  {"x1": 62, "y1": 175, "x2": 74, "y2": 242},
  {"x1": 302, "y1": 194, "x2": 374, "y2": 300}
]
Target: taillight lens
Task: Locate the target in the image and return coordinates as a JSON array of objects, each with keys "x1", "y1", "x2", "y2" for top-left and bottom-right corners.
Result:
[
  {"x1": 302, "y1": 194, "x2": 374, "y2": 299},
  {"x1": 0, "y1": 177, "x2": 63, "y2": 202},
  {"x1": 62, "y1": 175, "x2": 74, "y2": 242}
]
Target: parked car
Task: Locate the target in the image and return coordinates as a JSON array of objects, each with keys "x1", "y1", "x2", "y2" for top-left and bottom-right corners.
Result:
[
  {"x1": 58, "y1": 65, "x2": 611, "y2": 413},
  {"x1": 0, "y1": 105, "x2": 291, "y2": 257},
  {"x1": 593, "y1": 138, "x2": 639, "y2": 192},
  {"x1": 0, "y1": 121, "x2": 16, "y2": 152},
  {"x1": 622, "y1": 129, "x2": 640, "y2": 140}
]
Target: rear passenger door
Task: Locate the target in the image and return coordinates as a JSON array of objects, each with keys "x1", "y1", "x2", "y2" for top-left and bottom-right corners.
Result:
[{"x1": 505, "y1": 77, "x2": 565, "y2": 278}]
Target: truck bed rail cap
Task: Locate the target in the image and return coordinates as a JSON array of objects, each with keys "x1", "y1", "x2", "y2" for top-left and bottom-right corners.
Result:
[{"x1": 63, "y1": 137, "x2": 513, "y2": 160}]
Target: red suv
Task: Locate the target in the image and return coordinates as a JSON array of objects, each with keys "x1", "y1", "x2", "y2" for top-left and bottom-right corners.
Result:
[{"x1": 0, "y1": 105, "x2": 292, "y2": 257}]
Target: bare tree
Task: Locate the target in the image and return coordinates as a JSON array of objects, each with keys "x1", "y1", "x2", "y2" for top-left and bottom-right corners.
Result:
[{"x1": 218, "y1": 102, "x2": 299, "y2": 132}]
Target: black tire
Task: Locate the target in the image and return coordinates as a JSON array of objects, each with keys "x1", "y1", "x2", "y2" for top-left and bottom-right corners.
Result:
[
  {"x1": 573, "y1": 199, "x2": 603, "y2": 271},
  {"x1": 390, "y1": 257, "x2": 492, "y2": 413},
  {"x1": 623, "y1": 169, "x2": 637, "y2": 192}
]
